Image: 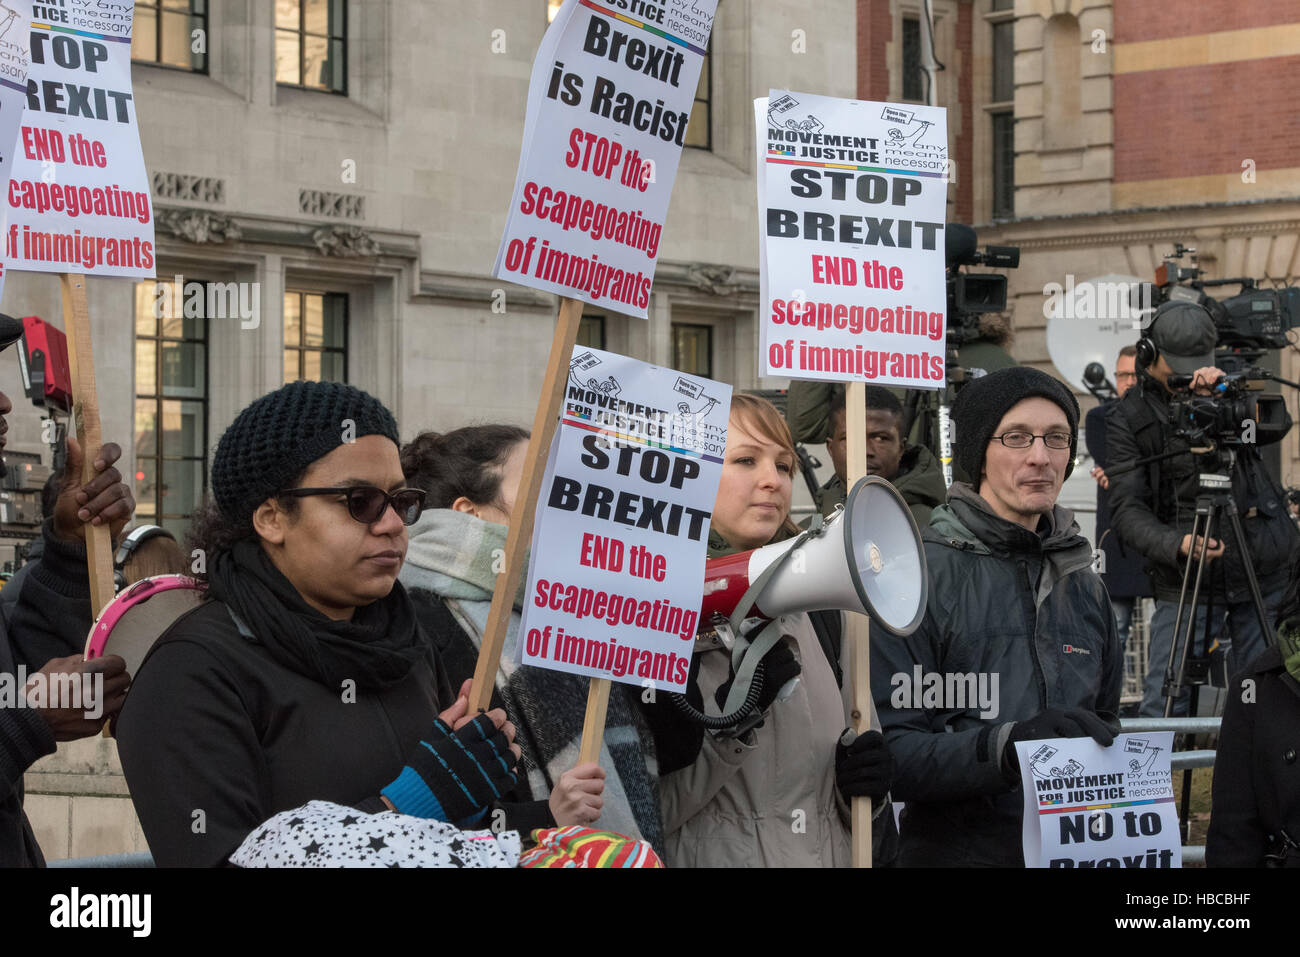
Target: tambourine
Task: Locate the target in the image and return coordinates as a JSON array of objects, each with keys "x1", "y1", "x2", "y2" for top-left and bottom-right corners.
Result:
[{"x1": 84, "y1": 574, "x2": 206, "y2": 678}]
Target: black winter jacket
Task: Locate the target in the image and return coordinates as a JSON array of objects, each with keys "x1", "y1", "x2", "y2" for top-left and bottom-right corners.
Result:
[
  {"x1": 1106, "y1": 376, "x2": 1298, "y2": 604},
  {"x1": 1207, "y1": 644, "x2": 1300, "y2": 867},
  {"x1": 1084, "y1": 402, "x2": 1150, "y2": 600},
  {"x1": 116, "y1": 599, "x2": 454, "y2": 867},
  {"x1": 871, "y1": 484, "x2": 1122, "y2": 866},
  {"x1": 0, "y1": 521, "x2": 100, "y2": 867}
]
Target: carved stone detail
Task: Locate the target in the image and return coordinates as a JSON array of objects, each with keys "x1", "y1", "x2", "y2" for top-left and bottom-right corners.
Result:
[
  {"x1": 156, "y1": 209, "x2": 242, "y2": 244},
  {"x1": 311, "y1": 225, "x2": 380, "y2": 258},
  {"x1": 299, "y1": 189, "x2": 365, "y2": 220},
  {"x1": 152, "y1": 172, "x2": 225, "y2": 204},
  {"x1": 685, "y1": 263, "x2": 737, "y2": 296}
]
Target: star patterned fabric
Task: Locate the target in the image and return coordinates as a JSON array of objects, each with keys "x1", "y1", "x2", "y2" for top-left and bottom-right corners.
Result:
[{"x1": 229, "y1": 801, "x2": 521, "y2": 868}]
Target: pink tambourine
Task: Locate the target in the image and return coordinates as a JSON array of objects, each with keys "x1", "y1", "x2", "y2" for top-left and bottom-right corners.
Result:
[{"x1": 84, "y1": 574, "x2": 205, "y2": 678}]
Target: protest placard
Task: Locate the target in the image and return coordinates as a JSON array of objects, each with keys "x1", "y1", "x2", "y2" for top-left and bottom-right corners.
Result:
[
  {"x1": 1016, "y1": 731, "x2": 1181, "y2": 868},
  {"x1": 756, "y1": 91, "x2": 947, "y2": 385},
  {"x1": 493, "y1": 0, "x2": 717, "y2": 319},
  {"x1": 518, "y1": 346, "x2": 729, "y2": 694},
  {"x1": 0, "y1": 0, "x2": 34, "y2": 303},
  {"x1": 4, "y1": 0, "x2": 154, "y2": 278}
]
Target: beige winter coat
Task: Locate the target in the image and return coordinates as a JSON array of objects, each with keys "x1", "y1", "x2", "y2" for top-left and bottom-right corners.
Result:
[{"x1": 659, "y1": 612, "x2": 880, "y2": 867}]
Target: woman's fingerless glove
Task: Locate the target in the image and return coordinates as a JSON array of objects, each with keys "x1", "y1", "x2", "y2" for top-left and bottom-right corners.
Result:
[{"x1": 382, "y1": 714, "x2": 518, "y2": 826}]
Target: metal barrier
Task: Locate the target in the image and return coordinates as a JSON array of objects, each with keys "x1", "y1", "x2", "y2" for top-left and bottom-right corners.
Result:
[
  {"x1": 48, "y1": 851, "x2": 154, "y2": 868},
  {"x1": 1119, "y1": 716, "x2": 1220, "y2": 866}
]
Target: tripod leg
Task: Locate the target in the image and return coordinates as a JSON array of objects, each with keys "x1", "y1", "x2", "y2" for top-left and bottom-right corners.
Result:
[
  {"x1": 1164, "y1": 506, "x2": 1214, "y2": 718},
  {"x1": 1225, "y1": 502, "x2": 1275, "y2": 649}
]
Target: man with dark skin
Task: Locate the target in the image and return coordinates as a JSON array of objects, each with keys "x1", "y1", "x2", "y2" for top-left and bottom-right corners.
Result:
[
  {"x1": 0, "y1": 314, "x2": 136, "y2": 866},
  {"x1": 791, "y1": 381, "x2": 946, "y2": 526}
]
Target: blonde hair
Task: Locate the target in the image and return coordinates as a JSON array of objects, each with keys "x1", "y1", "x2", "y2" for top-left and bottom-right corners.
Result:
[
  {"x1": 728, "y1": 394, "x2": 801, "y2": 475},
  {"x1": 726, "y1": 393, "x2": 801, "y2": 539}
]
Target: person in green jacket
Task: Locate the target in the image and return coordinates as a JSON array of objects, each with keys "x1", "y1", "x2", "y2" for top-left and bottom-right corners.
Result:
[{"x1": 786, "y1": 381, "x2": 947, "y2": 527}]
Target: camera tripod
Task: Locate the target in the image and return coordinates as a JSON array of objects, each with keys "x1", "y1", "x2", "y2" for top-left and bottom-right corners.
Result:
[{"x1": 1159, "y1": 451, "x2": 1273, "y2": 719}]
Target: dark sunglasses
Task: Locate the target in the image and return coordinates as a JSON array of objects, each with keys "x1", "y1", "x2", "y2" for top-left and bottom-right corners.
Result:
[{"x1": 279, "y1": 486, "x2": 427, "y2": 526}]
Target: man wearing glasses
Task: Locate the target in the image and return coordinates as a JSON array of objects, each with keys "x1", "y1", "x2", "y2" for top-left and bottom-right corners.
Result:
[
  {"x1": 1083, "y1": 346, "x2": 1149, "y2": 668},
  {"x1": 871, "y1": 367, "x2": 1121, "y2": 866}
]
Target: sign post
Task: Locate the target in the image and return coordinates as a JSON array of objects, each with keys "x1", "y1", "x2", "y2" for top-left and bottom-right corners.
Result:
[
  {"x1": 2, "y1": 1, "x2": 155, "y2": 618},
  {"x1": 469, "y1": 296, "x2": 583, "y2": 712},
  {"x1": 756, "y1": 91, "x2": 949, "y2": 865},
  {"x1": 480, "y1": 0, "x2": 719, "y2": 766}
]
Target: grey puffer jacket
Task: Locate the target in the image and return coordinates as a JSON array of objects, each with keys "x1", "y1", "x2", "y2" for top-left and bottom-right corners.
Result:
[{"x1": 870, "y1": 483, "x2": 1122, "y2": 867}]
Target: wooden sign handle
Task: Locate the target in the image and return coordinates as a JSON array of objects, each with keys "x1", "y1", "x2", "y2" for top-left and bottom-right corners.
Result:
[
  {"x1": 59, "y1": 274, "x2": 115, "y2": 618},
  {"x1": 468, "y1": 296, "x2": 584, "y2": 713},
  {"x1": 578, "y1": 677, "x2": 611, "y2": 765},
  {"x1": 844, "y1": 380, "x2": 873, "y2": 867}
]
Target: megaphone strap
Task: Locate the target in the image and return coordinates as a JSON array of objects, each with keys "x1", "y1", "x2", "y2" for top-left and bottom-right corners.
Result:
[{"x1": 720, "y1": 620, "x2": 785, "y2": 718}]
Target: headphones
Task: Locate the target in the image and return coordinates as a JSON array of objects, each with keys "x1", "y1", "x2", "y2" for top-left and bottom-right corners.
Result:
[
  {"x1": 1135, "y1": 310, "x2": 1159, "y2": 371},
  {"x1": 113, "y1": 524, "x2": 177, "y2": 591}
]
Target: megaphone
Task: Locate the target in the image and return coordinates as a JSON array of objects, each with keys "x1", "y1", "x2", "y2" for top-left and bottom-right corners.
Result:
[{"x1": 700, "y1": 475, "x2": 928, "y2": 635}]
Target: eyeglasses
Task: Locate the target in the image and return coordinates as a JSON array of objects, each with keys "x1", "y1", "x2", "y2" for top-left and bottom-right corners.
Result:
[
  {"x1": 1115, "y1": 372, "x2": 1138, "y2": 382},
  {"x1": 991, "y1": 431, "x2": 1073, "y2": 450},
  {"x1": 279, "y1": 486, "x2": 427, "y2": 526}
]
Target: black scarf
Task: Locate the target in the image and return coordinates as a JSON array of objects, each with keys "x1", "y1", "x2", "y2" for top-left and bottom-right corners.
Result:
[{"x1": 206, "y1": 539, "x2": 426, "y2": 693}]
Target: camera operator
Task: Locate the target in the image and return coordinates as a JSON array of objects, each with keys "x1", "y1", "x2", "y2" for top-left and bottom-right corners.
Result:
[{"x1": 1107, "y1": 301, "x2": 1300, "y2": 716}]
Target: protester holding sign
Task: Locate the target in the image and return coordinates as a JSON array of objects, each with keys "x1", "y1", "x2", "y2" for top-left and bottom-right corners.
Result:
[
  {"x1": 399, "y1": 425, "x2": 665, "y2": 851},
  {"x1": 870, "y1": 368, "x2": 1121, "y2": 866},
  {"x1": 116, "y1": 382, "x2": 521, "y2": 867},
  {"x1": 641, "y1": 394, "x2": 896, "y2": 867}
]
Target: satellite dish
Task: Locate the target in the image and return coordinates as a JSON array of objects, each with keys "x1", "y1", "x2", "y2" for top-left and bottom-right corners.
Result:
[{"x1": 1044, "y1": 273, "x2": 1148, "y2": 391}]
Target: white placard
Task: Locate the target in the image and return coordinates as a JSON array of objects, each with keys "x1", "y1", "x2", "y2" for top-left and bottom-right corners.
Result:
[
  {"x1": 757, "y1": 91, "x2": 948, "y2": 386},
  {"x1": 0, "y1": 0, "x2": 34, "y2": 302},
  {"x1": 494, "y1": 0, "x2": 717, "y2": 319},
  {"x1": 1017, "y1": 731, "x2": 1181, "y2": 869},
  {"x1": 518, "y1": 347, "x2": 729, "y2": 693},
  {"x1": 4, "y1": 0, "x2": 155, "y2": 278}
]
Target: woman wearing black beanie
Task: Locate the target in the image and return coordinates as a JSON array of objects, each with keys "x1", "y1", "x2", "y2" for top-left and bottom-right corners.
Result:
[{"x1": 117, "y1": 381, "x2": 521, "y2": 866}]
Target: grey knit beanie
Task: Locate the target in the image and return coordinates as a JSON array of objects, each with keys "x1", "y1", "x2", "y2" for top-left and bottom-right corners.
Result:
[{"x1": 212, "y1": 380, "x2": 400, "y2": 522}]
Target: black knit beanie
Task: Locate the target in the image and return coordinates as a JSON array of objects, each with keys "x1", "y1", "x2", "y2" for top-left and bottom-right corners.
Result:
[
  {"x1": 950, "y1": 366, "x2": 1080, "y2": 490},
  {"x1": 212, "y1": 380, "x2": 400, "y2": 523}
]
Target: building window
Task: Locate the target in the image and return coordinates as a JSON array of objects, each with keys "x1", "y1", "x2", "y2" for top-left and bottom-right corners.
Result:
[
  {"x1": 275, "y1": 0, "x2": 347, "y2": 93},
  {"x1": 902, "y1": 16, "x2": 923, "y2": 102},
  {"x1": 684, "y1": 48, "x2": 711, "y2": 150},
  {"x1": 134, "y1": 281, "x2": 208, "y2": 539},
  {"x1": 991, "y1": 19, "x2": 1014, "y2": 104},
  {"x1": 577, "y1": 314, "x2": 605, "y2": 350},
  {"x1": 131, "y1": 0, "x2": 208, "y2": 72},
  {"x1": 991, "y1": 111, "x2": 1015, "y2": 219},
  {"x1": 672, "y1": 323, "x2": 712, "y2": 378},
  {"x1": 284, "y1": 290, "x2": 347, "y2": 383}
]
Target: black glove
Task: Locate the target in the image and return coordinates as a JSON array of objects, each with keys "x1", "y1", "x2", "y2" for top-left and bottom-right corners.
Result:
[
  {"x1": 715, "y1": 635, "x2": 801, "y2": 715},
  {"x1": 836, "y1": 729, "x2": 893, "y2": 804},
  {"x1": 1004, "y1": 708, "x2": 1116, "y2": 773},
  {"x1": 382, "y1": 713, "x2": 518, "y2": 826}
]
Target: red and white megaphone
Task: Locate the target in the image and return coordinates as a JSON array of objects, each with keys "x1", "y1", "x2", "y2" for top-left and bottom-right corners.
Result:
[{"x1": 700, "y1": 475, "x2": 928, "y2": 635}]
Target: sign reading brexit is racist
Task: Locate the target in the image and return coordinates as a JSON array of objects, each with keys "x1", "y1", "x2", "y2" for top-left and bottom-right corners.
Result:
[
  {"x1": 494, "y1": 0, "x2": 717, "y2": 319},
  {"x1": 519, "y1": 347, "x2": 729, "y2": 693},
  {"x1": 756, "y1": 91, "x2": 948, "y2": 386},
  {"x1": 5, "y1": 0, "x2": 154, "y2": 278}
]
